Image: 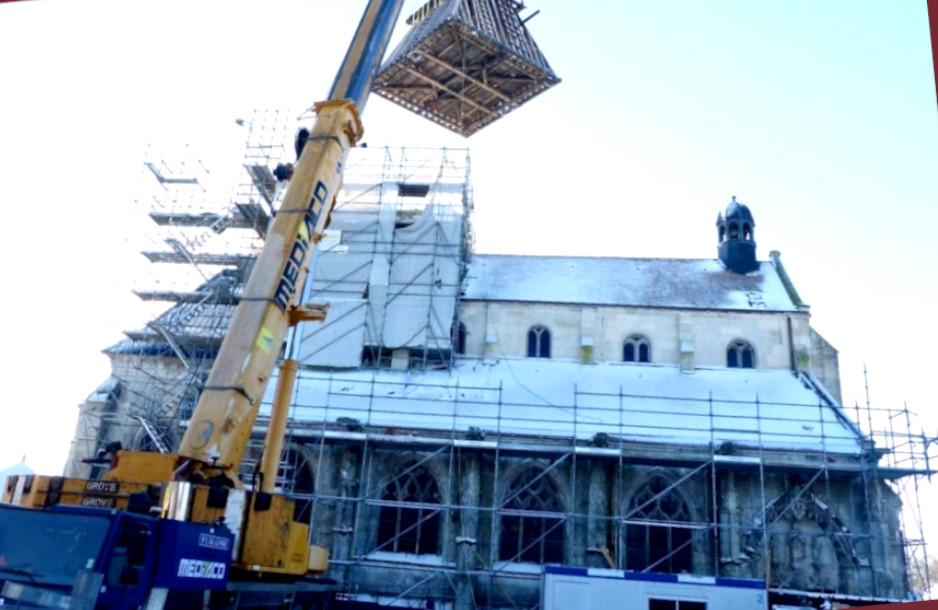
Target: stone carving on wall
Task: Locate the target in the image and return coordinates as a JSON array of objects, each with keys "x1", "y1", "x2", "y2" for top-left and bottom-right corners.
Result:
[
  {"x1": 773, "y1": 518, "x2": 838, "y2": 591},
  {"x1": 741, "y1": 483, "x2": 864, "y2": 593}
]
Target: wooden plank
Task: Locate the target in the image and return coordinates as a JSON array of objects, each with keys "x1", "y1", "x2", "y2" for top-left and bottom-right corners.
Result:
[
  {"x1": 401, "y1": 65, "x2": 497, "y2": 116},
  {"x1": 415, "y1": 49, "x2": 511, "y2": 103}
]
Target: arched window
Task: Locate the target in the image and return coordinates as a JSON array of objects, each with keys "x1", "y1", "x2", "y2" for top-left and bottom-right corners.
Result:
[
  {"x1": 453, "y1": 322, "x2": 467, "y2": 355},
  {"x1": 623, "y1": 335, "x2": 651, "y2": 363},
  {"x1": 527, "y1": 326, "x2": 551, "y2": 358},
  {"x1": 728, "y1": 222, "x2": 739, "y2": 239},
  {"x1": 500, "y1": 467, "x2": 565, "y2": 564},
  {"x1": 281, "y1": 448, "x2": 315, "y2": 525},
  {"x1": 624, "y1": 476, "x2": 694, "y2": 574},
  {"x1": 718, "y1": 225, "x2": 725, "y2": 242},
  {"x1": 726, "y1": 340, "x2": 755, "y2": 369},
  {"x1": 377, "y1": 462, "x2": 441, "y2": 555},
  {"x1": 743, "y1": 222, "x2": 752, "y2": 240}
]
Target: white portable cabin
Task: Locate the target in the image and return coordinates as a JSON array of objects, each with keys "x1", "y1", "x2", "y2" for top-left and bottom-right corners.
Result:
[{"x1": 541, "y1": 566, "x2": 768, "y2": 610}]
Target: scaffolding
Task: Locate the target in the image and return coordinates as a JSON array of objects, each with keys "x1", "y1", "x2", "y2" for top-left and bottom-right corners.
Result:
[
  {"x1": 255, "y1": 365, "x2": 937, "y2": 609},
  {"x1": 69, "y1": 109, "x2": 473, "y2": 475},
  {"x1": 67, "y1": 109, "x2": 935, "y2": 609},
  {"x1": 68, "y1": 113, "x2": 285, "y2": 472},
  {"x1": 297, "y1": 144, "x2": 471, "y2": 372}
]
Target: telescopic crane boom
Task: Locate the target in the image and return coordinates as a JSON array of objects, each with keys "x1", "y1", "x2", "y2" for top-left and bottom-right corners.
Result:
[
  {"x1": 0, "y1": 1, "x2": 558, "y2": 606},
  {"x1": 5, "y1": 0, "x2": 405, "y2": 581}
]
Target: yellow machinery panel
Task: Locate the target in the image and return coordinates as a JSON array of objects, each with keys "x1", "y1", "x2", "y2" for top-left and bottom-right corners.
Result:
[{"x1": 234, "y1": 493, "x2": 317, "y2": 576}]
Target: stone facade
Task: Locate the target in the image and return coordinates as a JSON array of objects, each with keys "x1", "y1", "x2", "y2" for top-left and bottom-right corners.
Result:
[{"x1": 265, "y1": 441, "x2": 908, "y2": 608}]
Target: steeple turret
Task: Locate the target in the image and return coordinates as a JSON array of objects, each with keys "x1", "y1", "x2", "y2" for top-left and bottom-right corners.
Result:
[{"x1": 716, "y1": 196, "x2": 758, "y2": 274}]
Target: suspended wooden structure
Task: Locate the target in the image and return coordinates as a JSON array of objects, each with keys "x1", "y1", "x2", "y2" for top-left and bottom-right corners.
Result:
[{"x1": 374, "y1": 0, "x2": 560, "y2": 137}]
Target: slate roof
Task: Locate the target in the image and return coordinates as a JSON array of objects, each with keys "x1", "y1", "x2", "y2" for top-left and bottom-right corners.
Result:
[{"x1": 463, "y1": 255, "x2": 801, "y2": 312}]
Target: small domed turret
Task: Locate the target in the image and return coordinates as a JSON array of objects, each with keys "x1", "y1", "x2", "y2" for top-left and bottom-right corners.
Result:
[{"x1": 716, "y1": 196, "x2": 758, "y2": 273}]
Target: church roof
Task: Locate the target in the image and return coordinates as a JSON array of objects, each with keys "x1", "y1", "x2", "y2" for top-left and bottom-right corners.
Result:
[
  {"x1": 264, "y1": 359, "x2": 863, "y2": 455},
  {"x1": 463, "y1": 255, "x2": 801, "y2": 312}
]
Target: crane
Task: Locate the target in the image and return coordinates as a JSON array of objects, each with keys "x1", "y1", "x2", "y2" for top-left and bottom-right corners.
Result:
[{"x1": 0, "y1": 1, "x2": 557, "y2": 607}]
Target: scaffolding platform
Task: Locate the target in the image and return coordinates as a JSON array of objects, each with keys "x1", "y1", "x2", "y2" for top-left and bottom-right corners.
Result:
[
  {"x1": 148, "y1": 202, "x2": 269, "y2": 235},
  {"x1": 373, "y1": 0, "x2": 559, "y2": 136}
]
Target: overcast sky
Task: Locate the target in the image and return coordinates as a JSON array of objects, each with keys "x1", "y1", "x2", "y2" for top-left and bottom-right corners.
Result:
[{"x1": 0, "y1": 0, "x2": 935, "y2": 540}]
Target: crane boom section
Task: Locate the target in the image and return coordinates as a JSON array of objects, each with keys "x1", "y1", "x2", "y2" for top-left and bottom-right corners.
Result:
[
  {"x1": 174, "y1": 0, "x2": 404, "y2": 478},
  {"x1": 329, "y1": 0, "x2": 404, "y2": 109},
  {"x1": 177, "y1": 101, "x2": 362, "y2": 472}
]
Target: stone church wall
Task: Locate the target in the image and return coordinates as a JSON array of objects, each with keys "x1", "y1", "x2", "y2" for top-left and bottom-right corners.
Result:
[
  {"x1": 461, "y1": 301, "x2": 816, "y2": 373},
  {"x1": 295, "y1": 442, "x2": 910, "y2": 607}
]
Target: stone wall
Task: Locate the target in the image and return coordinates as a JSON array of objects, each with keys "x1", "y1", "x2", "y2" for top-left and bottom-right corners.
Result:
[
  {"x1": 298, "y1": 443, "x2": 909, "y2": 608},
  {"x1": 460, "y1": 301, "x2": 829, "y2": 374}
]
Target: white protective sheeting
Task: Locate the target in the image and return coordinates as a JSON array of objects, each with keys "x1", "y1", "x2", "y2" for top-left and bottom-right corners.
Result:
[
  {"x1": 382, "y1": 201, "x2": 462, "y2": 349},
  {"x1": 298, "y1": 178, "x2": 465, "y2": 362},
  {"x1": 261, "y1": 359, "x2": 863, "y2": 454},
  {"x1": 297, "y1": 299, "x2": 369, "y2": 368}
]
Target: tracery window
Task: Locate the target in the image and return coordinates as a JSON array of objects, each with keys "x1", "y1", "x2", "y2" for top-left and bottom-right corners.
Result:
[
  {"x1": 281, "y1": 448, "x2": 315, "y2": 525},
  {"x1": 623, "y1": 335, "x2": 651, "y2": 363},
  {"x1": 527, "y1": 326, "x2": 551, "y2": 358},
  {"x1": 376, "y1": 462, "x2": 441, "y2": 555},
  {"x1": 624, "y1": 476, "x2": 694, "y2": 574},
  {"x1": 726, "y1": 340, "x2": 755, "y2": 369},
  {"x1": 499, "y1": 467, "x2": 565, "y2": 564}
]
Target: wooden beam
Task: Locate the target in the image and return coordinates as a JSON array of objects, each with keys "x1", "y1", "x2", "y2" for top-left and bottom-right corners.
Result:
[
  {"x1": 401, "y1": 65, "x2": 497, "y2": 117},
  {"x1": 415, "y1": 49, "x2": 511, "y2": 103}
]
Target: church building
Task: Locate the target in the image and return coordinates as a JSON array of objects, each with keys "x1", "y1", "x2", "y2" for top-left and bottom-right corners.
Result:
[{"x1": 65, "y1": 145, "x2": 922, "y2": 609}]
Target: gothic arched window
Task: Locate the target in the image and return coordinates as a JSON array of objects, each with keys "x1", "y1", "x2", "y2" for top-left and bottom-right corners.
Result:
[
  {"x1": 499, "y1": 467, "x2": 565, "y2": 564},
  {"x1": 527, "y1": 326, "x2": 551, "y2": 358},
  {"x1": 454, "y1": 322, "x2": 468, "y2": 355},
  {"x1": 624, "y1": 476, "x2": 694, "y2": 574},
  {"x1": 623, "y1": 335, "x2": 651, "y2": 363},
  {"x1": 281, "y1": 448, "x2": 315, "y2": 525},
  {"x1": 376, "y1": 462, "x2": 441, "y2": 555},
  {"x1": 727, "y1": 340, "x2": 755, "y2": 369}
]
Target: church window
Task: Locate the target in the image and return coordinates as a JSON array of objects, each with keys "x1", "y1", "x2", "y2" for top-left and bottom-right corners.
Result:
[
  {"x1": 728, "y1": 222, "x2": 739, "y2": 239},
  {"x1": 718, "y1": 225, "x2": 725, "y2": 242},
  {"x1": 624, "y1": 475, "x2": 694, "y2": 574},
  {"x1": 376, "y1": 462, "x2": 441, "y2": 555},
  {"x1": 499, "y1": 467, "x2": 565, "y2": 564},
  {"x1": 743, "y1": 222, "x2": 752, "y2": 240},
  {"x1": 624, "y1": 335, "x2": 651, "y2": 363},
  {"x1": 527, "y1": 326, "x2": 551, "y2": 358},
  {"x1": 726, "y1": 340, "x2": 755, "y2": 368},
  {"x1": 453, "y1": 322, "x2": 467, "y2": 355},
  {"x1": 281, "y1": 447, "x2": 315, "y2": 525}
]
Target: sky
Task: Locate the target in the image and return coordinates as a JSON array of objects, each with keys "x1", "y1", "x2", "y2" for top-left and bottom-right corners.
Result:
[{"x1": 0, "y1": 0, "x2": 935, "y2": 541}]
